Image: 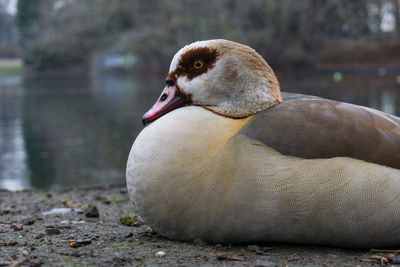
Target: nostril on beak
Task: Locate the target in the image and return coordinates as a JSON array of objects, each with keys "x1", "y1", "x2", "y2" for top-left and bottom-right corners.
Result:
[
  {"x1": 165, "y1": 78, "x2": 175, "y2": 87},
  {"x1": 160, "y1": 93, "x2": 168, "y2": 102}
]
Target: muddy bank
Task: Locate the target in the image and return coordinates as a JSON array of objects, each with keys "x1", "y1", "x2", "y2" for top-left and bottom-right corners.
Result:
[{"x1": 0, "y1": 185, "x2": 390, "y2": 266}]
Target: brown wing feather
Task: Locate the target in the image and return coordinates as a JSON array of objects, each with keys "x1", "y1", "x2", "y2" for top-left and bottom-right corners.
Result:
[{"x1": 241, "y1": 92, "x2": 400, "y2": 170}]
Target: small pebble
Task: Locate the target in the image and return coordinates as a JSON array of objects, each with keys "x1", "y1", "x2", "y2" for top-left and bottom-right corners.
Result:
[
  {"x1": 125, "y1": 232, "x2": 133, "y2": 238},
  {"x1": 66, "y1": 234, "x2": 75, "y2": 239},
  {"x1": 45, "y1": 227, "x2": 61, "y2": 235},
  {"x1": 85, "y1": 205, "x2": 100, "y2": 218},
  {"x1": 69, "y1": 239, "x2": 92, "y2": 248},
  {"x1": 70, "y1": 251, "x2": 82, "y2": 257},
  {"x1": 10, "y1": 223, "x2": 23, "y2": 231},
  {"x1": 155, "y1": 251, "x2": 166, "y2": 257},
  {"x1": 42, "y1": 208, "x2": 71, "y2": 216},
  {"x1": 22, "y1": 218, "x2": 35, "y2": 225},
  {"x1": 18, "y1": 248, "x2": 29, "y2": 257}
]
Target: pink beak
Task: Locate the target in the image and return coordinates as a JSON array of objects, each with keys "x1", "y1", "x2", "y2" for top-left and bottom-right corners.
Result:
[{"x1": 142, "y1": 84, "x2": 187, "y2": 125}]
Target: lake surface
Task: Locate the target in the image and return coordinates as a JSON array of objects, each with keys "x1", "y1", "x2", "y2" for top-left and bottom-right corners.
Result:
[{"x1": 1, "y1": 70, "x2": 400, "y2": 190}]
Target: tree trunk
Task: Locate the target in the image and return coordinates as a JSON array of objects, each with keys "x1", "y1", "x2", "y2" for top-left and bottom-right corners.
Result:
[{"x1": 394, "y1": 0, "x2": 400, "y2": 36}]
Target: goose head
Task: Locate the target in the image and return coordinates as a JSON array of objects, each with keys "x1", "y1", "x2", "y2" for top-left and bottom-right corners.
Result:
[{"x1": 142, "y1": 39, "x2": 282, "y2": 125}]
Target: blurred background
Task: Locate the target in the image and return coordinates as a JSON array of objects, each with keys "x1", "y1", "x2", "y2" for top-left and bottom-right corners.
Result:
[{"x1": 1, "y1": 0, "x2": 400, "y2": 190}]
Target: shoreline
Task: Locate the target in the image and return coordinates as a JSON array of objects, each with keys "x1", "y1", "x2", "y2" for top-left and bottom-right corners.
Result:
[
  {"x1": 0, "y1": 58, "x2": 24, "y2": 73},
  {"x1": 0, "y1": 185, "x2": 388, "y2": 266},
  {"x1": 2, "y1": 56, "x2": 400, "y2": 77}
]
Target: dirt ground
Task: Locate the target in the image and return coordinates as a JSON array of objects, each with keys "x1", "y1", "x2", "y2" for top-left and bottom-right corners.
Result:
[{"x1": 0, "y1": 185, "x2": 395, "y2": 266}]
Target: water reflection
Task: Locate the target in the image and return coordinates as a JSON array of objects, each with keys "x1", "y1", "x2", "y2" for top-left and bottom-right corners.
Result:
[
  {"x1": 0, "y1": 84, "x2": 30, "y2": 190},
  {"x1": 19, "y1": 73, "x2": 160, "y2": 189},
  {"x1": 381, "y1": 89, "x2": 396, "y2": 115},
  {"x1": 278, "y1": 73, "x2": 400, "y2": 115},
  {"x1": 0, "y1": 71, "x2": 399, "y2": 190}
]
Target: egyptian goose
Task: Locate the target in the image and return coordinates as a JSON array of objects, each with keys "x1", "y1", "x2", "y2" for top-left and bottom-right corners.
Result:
[{"x1": 126, "y1": 39, "x2": 400, "y2": 248}]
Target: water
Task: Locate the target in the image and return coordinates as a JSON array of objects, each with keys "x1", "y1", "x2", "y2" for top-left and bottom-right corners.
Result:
[
  {"x1": 0, "y1": 70, "x2": 399, "y2": 190},
  {"x1": 0, "y1": 72, "x2": 162, "y2": 190}
]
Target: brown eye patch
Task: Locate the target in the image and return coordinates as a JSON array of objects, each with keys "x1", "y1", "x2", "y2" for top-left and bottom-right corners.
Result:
[{"x1": 168, "y1": 46, "x2": 219, "y2": 81}]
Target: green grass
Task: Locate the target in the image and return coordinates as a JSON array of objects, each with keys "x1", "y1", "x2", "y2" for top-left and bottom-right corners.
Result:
[{"x1": 0, "y1": 65, "x2": 24, "y2": 73}]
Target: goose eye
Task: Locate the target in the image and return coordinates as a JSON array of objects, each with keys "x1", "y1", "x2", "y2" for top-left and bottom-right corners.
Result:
[{"x1": 193, "y1": 60, "x2": 204, "y2": 69}]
